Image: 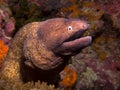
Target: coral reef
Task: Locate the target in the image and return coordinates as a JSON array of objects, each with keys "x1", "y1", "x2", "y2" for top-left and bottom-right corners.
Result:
[
  {"x1": 0, "y1": 1, "x2": 15, "y2": 45},
  {"x1": 72, "y1": 52, "x2": 120, "y2": 90},
  {"x1": 0, "y1": 0, "x2": 119, "y2": 90},
  {"x1": 0, "y1": 40, "x2": 8, "y2": 68}
]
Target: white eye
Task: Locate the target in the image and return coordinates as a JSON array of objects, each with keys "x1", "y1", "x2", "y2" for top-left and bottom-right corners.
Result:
[{"x1": 68, "y1": 26, "x2": 72, "y2": 31}]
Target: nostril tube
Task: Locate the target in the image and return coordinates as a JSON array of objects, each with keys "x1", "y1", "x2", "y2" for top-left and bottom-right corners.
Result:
[
  {"x1": 85, "y1": 23, "x2": 90, "y2": 29},
  {"x1": 87, "y1": 23, "x2": 90, "y2": 28},
  {"x1": 81, "y1": 22, "x2": 90, "y2": 30}
]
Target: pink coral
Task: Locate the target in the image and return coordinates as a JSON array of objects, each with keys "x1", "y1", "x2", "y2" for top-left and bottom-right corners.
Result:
[
  {"x1": 4, "y1": 18, "x2": 15, "y2": 37},
  {"x1": 0, "y1": 1, "x2": 15, "y2": 45}
]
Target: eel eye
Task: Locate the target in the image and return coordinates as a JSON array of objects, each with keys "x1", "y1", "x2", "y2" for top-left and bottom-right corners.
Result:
[{"x1": 68, "y1": 26, "x2": 72, "y2": 31}]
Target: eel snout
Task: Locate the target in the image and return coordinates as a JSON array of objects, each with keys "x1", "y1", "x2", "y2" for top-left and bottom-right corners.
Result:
[{"x1": 54, "y1": 22, "x2": 92, "y2": 55}]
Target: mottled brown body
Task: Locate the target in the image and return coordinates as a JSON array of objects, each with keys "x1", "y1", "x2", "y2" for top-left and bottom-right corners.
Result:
[
  {"x1": 0, "y1": 22, "x2": 40, "y2": 83},
  {"x1": 0, "y1": 18, "x2": 92, "y2": 85}
]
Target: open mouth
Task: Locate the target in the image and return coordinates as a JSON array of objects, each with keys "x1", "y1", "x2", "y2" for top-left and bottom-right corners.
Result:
[
  {"x1": 53, "y1": 28, "x2": 92, "y2": 56},
  {"x1": 64, "y1": 30, "x2": 86, "y2": 43}
]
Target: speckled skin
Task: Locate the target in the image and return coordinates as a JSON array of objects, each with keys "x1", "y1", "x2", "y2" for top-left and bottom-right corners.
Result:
[{"x1": 0, "y1": 18, "x2": 92, "y2": 84}]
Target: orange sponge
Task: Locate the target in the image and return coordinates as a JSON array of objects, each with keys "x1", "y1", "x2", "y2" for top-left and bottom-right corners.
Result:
[
  {"x1": 0, "y1": 40, "x2": 9, "y2": 68},
  {"x1": 59, "y1": 66, "x2": 77, "y2": 89}
]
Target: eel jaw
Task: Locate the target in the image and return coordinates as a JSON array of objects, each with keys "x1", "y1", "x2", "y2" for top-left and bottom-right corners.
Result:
[
  {"x1": 62, "y1": 36, "x2": 92, "y2": 55},
  {"x1": 54, "y1": 32, "x2": 92, "y2": 56}
]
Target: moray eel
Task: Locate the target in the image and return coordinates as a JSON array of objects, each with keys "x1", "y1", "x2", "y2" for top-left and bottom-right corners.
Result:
[{"x1": 0, "y1": 18, "x2": 92, "y2": 85}]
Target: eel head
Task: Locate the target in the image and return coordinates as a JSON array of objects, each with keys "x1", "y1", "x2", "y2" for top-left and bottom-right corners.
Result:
[{"x1": 23, "y1": 18, "x2": 92, "y2": 70}]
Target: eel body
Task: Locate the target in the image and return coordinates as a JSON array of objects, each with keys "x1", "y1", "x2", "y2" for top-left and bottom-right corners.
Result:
[{"x1": 0, "y1": 18, "x2": 92, "y2": 84}]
